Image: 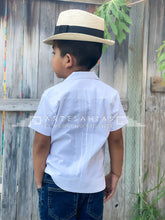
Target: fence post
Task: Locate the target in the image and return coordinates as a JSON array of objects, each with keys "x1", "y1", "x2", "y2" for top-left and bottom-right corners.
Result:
[{"x1": 124, "y1": 2, "x2": 145, "y2": 219}]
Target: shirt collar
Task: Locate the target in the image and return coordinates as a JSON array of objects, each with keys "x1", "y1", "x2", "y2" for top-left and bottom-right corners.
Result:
[{"x1": 65, "y1": 71, "x2": 99, "y2": 81}]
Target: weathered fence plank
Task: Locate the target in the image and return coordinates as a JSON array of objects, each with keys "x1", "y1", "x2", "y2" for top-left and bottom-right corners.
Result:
[
  {"x1": 0, "y1": 4, "x2": 5, "y2": 217},
  {"x1": 113, "y1": 42, "x2": 128, "y2": 99},
  {"x1": 0, "y1": 2, "x2": 6, "y2": 219},
  {"x1": 16, "y1": 0, "x2": 41, "y2": 219},
  {"x1": 100, "y1": 45, "x2": 115, "y2": 87},
  {"x1": 124, "y1": 2, "x2": 145, "y2": 219},
  {"x1": 4, "y1": 1, "x2": 22, "y2": 98},
  {"x1": 0, "y1": 13, "x2": 4, "y2": 99},
  {"x1": 1, "y1": 113, "x2": 20, "y2": 220},
  {"x1": 0, "y1": 99, "x2": 40, "y2": 111},
  {"x1": 144, "y1": 0, "x2": 165, "y2": 215},
  {"x1": 141, "y1": 0, "x2": 149, "y2": 196},
  {"x1": 17, "y1": 121, "x2": 38, "y2": 220},
  {"x1": 22, "y1": 0, "x2": 40, "y2": 98},
  {"x1": 158, "y1": 94, "x2": 165, "y2": 215},
  {"x1": 1, "y1": 0, "x2": 22, "y2": 219},
  {"x1": 38, "y1": 0, "x2": 57, "y2": 97},
  {"x1": 56, "y1": 0, "x2": 105, "y2": 5}
]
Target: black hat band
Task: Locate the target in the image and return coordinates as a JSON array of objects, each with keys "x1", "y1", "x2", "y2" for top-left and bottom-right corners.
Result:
[{"x1": 54, "y1": 25, "x2": 104, "y2": 39}]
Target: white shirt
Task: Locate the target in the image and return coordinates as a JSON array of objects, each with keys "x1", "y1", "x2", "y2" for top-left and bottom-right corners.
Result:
[{"x1": 29, "y1": 71, "x2": 127, "y2": 193}]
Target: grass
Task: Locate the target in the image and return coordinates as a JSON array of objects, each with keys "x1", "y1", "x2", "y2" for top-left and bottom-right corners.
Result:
[{"x1": 132, "y1": 161, "x2": 165, "y2": 220}]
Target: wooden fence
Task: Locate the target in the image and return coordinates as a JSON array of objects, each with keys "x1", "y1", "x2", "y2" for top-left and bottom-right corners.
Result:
[{"x1": 0, "y1": 0, "x2": 165, "y2": 219}]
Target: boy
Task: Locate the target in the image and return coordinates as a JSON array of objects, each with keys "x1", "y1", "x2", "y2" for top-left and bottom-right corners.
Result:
[{"x1": 29, "y1": 9, "x2": 127, "y2": 220}]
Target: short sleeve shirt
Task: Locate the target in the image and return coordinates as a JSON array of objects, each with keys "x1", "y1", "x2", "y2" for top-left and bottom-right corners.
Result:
[{"x1": 29, "y1": 71, "x2": 127, "y2": 193}]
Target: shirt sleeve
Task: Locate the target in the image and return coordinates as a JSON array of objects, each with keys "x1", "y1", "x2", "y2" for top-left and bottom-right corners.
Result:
[
  {"x1": 110, "y1": 92, "x2": 128, "y2": 132},
  {"x1": 29, "y1": 92, "x2": 55, "y2": 136}
]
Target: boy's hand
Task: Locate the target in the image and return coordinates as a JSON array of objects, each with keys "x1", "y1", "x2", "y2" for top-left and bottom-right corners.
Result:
[
  {"x1": 104, "y1": 172, "x2": 120, "y2": 203},
  {"x1": 37, "y1": 184, "x2": 42, "y2": 189}
]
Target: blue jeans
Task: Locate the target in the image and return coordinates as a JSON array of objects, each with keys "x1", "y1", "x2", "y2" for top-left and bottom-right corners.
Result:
[{"x1": 37, "y1": 173, "x2": 104, "y2": 220}]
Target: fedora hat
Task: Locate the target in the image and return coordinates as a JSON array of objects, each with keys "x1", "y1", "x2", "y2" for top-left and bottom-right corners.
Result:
[{"x1": 43, "y1": 9, "x2": 115, "y2": 46}]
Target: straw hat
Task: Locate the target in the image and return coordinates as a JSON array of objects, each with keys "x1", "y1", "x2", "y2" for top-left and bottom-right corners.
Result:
[{"x1": 43, "y1": 9, "x2": 115, "y2": 46}]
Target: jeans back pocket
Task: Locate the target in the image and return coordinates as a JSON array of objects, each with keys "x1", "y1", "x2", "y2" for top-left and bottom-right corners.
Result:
[
  {"x1": 48, "y1": 185, "x2": 77, "y2": 220},
  {"x1": 87, "y1": 191, "x2": 104, "y2": 220}
]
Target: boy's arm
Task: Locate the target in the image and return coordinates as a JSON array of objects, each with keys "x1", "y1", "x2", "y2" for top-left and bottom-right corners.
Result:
[
  {"x1": 33, "y1": 132, "x2": 51, "y2": 188},
  {"x1": 104, "y1": 128, "x2": 124, "y2": 203}
]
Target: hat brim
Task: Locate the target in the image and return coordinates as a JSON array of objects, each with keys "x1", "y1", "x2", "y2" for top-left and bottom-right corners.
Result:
[{"x1": 43, "y1": 33, "x2": 115, "y2": 46}]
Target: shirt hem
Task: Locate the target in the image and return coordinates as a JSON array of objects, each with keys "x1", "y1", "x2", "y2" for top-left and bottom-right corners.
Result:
[{"x1": 45, "y1": 168, "x2": 105, "y2": 193}]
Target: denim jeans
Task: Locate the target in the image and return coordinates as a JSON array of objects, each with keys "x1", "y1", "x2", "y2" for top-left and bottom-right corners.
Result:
[{"x1": 37, "y1": 173, "x2": 104, "y2": 220}]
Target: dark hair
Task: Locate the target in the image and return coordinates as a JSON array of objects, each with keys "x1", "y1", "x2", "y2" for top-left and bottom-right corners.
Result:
[{"x1": 53, "y1": 40, "x2": 102, "y2": 70}]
